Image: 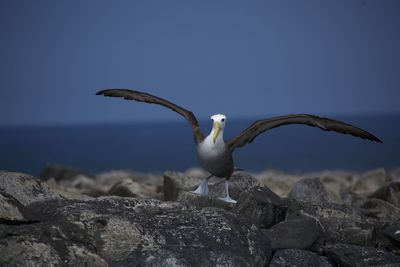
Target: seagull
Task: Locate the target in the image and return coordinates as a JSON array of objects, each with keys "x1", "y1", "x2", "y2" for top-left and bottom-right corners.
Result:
[{"x1": 96, "y1": 89, "x2": 382, "y2": 203}]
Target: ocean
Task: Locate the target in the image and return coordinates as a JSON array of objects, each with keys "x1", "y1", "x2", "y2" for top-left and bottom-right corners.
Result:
[{"x1": 0, "y1": 115, "x2": 399, "y2": 176}]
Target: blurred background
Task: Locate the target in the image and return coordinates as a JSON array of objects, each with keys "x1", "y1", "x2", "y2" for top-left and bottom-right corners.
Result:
[{"x1": 0, "y1": 0, "x2": 399, "y2": 175}]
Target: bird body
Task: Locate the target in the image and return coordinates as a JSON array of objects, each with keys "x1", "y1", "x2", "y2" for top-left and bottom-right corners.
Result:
[
  {"x1": 96, "y1": 88, "x2": 382, "y2": 203},
  {"x1": 197, "y1": 116, "x2": 234, "y2": 179}
]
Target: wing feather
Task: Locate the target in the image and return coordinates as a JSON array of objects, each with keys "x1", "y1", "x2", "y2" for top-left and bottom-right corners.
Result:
[
  {"x1": 227, "y1": 114, "x2": 382, "y2": 151},
  {"x1": 96, "y1": 89, "x2": 204, "y2": 143}
]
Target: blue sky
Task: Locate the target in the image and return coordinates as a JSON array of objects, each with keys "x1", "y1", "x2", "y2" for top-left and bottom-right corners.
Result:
[{"x1": 0, "y1": 0, "x2": 399, "y2": 126}]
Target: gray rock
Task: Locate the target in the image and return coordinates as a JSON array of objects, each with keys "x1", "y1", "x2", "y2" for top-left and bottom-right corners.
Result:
[
  {"x1": 163, "y1": 171, "x2": 203, "y2": 201},
  {"x1": 177, "y1": 191, "x2": 234, "y2": 211},
  {"x1": 288, "y1": 177, "x2": 341, "y2": 204},
  {"x1": 287, "y1": 200, "x2": 377, "y2": 246},
  {"x1": 339, "y1": 187, "x2": 364, "y2": 205},
  {"x1": 324, "y1": 243, "x2": 400, "y2": 267},
  {"x1": 0, "y1": 193, "x2": 24, "y2": 221},
  {"x1": 235, "y1": 186, "x2": 286, "y2": 228},
  {"x1": 369, "y1": 182, "x2": 400, "y2": 208},
  {"x1": 270, "y1": 249, "x2": 334, "y2": 267},
  {"x1": 352, "y1": 168, "x2": 392, "y2": 195},
  {"x1": 384, "y1": 218, "x2": 400, "y2": 245},
  {"x1": 262, "y1": 216, "x2": 321, "y2": 250},
  {"x1": 0, "y1": 171, "x2": 60, "y2": 206},
  {"x1": 0, "y1": 238, "x2": 62, "y2": 267},
  {"x1": 107, "y1": 178, "x2": 156, "y2": 198},
  {"x1": 209, "y1": 171, "x2": 260, "y2": 200},
  {"x1": 23, "y1": 197, "x2": 271, "y2": 266},
  {"x1": 358, "y1": 198, "x2": 400, "y2": 225},
  {"x1": 40, "y1": 164, "x2": 93, "y2": 181}
]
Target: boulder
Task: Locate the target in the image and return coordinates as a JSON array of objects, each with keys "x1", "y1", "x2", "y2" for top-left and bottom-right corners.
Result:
[
  {"x1": 352, "y1": 168, "x2": 391, "y2": 195},
  {"x1": 177, "y1": 191, "x2": 234, "y2": 211},
  {"x1": 324, "y1": 243, "x2": 400, "y2": 267},
  {"x1": 288, "y1": 177, "x2": 341, "y2": 204},
  {"x1": 262, "y1": 216, "x2": 321, "y2": 250},
  {"x1": 287, "y1": 200, "x2": 377, "y2": 247},
  {"x1": 107, "y1": 178, "x2": 157, "y2": 198},
  {"x1": 0, "y1": 193, "x2": 25, "y2": 221},
  {"x1": 369, "y1": 182, "x2": 400, "y2": 208},
  {"x1": 163, "y1": 171, "x2": 203, "y2": 201},
  {"x1": 0, "y1": 171, "x2": 60, "y2": 206},
  {"x1": 384, "y1": 218, "x2": 400, "y2": 245},
  {"x1": 235, "y1": 186, "x2": 287, "y2": 228},
  {"x1": 270, "y1": 249, "x2": 333, "y2": 267},
  {"x1": 358, "y1": 198, "x2": 400, "y2": 225},
  {"x1": 39, "y1": 164, "x2": 93, "y2": 181},
  {"x1": 21, "y1": 197, "x2": 272, "y2": 266},
  {"x1": 208, "y1": 172, "x2": 260, "y2": 200}
]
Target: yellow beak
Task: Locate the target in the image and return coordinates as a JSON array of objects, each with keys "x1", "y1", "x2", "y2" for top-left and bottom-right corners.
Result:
[{"x1": 213, "y1": 122, "x2": 221, "y2": 144}]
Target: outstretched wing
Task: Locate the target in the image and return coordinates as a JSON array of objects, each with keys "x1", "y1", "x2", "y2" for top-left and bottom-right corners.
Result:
[
  {"x1": 96, "y1": 89, "x2": 204, "y2": 143},
  {"x1": 227, "y1": 114, "x2": 382, "y2": 151}
]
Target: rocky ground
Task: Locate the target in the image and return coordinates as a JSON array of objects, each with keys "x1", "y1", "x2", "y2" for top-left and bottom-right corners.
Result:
[{"x1": 1, "y1": 165, "x2": 400, "y2": 266}]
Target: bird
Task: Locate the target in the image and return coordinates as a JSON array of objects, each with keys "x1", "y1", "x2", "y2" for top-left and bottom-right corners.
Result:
[{"x1": 96, "y1": 88, "x2": 382, "y2": 203}]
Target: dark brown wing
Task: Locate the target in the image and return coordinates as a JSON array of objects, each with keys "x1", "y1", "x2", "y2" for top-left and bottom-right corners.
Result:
[
  {"x1": 227, "y1": 114, "x2": 382, "y2": 151},
  {"x1": 96, "y1": 89, "x2": 204, "y2": 143}
]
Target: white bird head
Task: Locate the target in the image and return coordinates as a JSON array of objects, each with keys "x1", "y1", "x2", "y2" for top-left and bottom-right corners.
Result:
[{"x1": 210, "y1": 114, "x2": 226, "y2": 144}]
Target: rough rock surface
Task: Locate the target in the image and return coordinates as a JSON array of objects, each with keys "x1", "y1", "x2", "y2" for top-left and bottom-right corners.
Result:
[
  {"x1": 324, "y1": 243, "x2": 400, "y2": 266},
  {"x1": 269, "y1": 249, "x2": 333, "y2": 267},
  {"x1": 262, "y1": 216, "x2": 321, "y2": 250},
  {"x1": 352, "y1": 168, "x2": 392, "y2": 195},
  {"x1": 235, "y1": 186, "x2": 286, "y2": 228},
  {"x1": 288, "y1": 177, "x2": 341, "y2": 204},
  {"x1": 369, "y1": 181, "x2": 400, "y2": 208},
  {"x1": 1, "y1": 166, "x2": 400, "y2": 266},
  {"x1": 286, "y1": 200, "x2": 377, "y2": 247},
  {"x1": 20, "y1": 198, "x2": 271, "y2": 266}
]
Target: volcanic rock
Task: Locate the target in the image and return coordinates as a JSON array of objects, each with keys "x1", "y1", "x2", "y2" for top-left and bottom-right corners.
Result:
[
  {"x1": 40, "y1": 164, "x2": 93, "y2": 181},
  {"x1": 270, "y1": 249, "x2": 333, "y2": 267},
  {"x1": 262, "y1": 216, "x2": 321, "y2": 250},
  {"x1": 288, "y1": 177, "x2": 341, "y2": 204},
  {"x1": 287, "y1": 200, "x2": 377, "y2": 246},
  {"x1": 163, "y1": 171, "x2": 203, "y2": 201},
  {"x1": 235, "y1": 186, "x2": 286, "y2": 228},
  {"x1": 20, "y1": 197, "x2": 271, "y2": 266},
  {"x1": 352, "y1": 168, "x2": 391, "y2": 195},
  {"x1": 369, "y1": 181, "x2": 400, "y2": 208},
  {"x1": 324, "y1": 243, "x2": 400, "y2": 267}
]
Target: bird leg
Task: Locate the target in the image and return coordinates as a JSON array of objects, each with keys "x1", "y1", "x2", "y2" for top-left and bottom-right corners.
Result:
[
  {"x1": 192, "y1": 174, "x2": 213, "y2": 195},
  {"x1": 218, "y1": 180, "x2": 237, "y2": 204}
]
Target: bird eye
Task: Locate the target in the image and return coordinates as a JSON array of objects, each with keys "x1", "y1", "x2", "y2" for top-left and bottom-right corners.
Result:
[{"x1": 221, "y1": 119, "x2": 225, "y2": 122}]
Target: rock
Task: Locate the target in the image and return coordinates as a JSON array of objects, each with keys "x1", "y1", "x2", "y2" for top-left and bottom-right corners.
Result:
[
  {"x1": 209, "y1": 172, "x2": 260, "y2": 200},
  {"x1": 352, "y1": 168, "x2": 391, "y2": 195},
  {"x1": 358, "y1": 198, "x2": 400, "y2": 225},
  {"x1": 0, "y1": 193, "x2": 25, "y2": 221},
  {"x1": 177, "y1": 191, "x2": 234, "y2": 211},
  {"x1": 40, "y1": 164, "x2": 93, "y2": 181},
  {"x1": 254, "y1": 170, "x2": 301, "y2": 197},
  {"x1": 288, "y1": 177, "x2": 341, "y2": 204},
  {"x1": 262, "y1": 216, "x2": 321, "y2": 250},
  {"x1": 67, "y1": 244, "x2": 108, "y2": 267},
  {"x1": 235, "y1": 186, "x2": 287, "y2": 228},
  {"x1": 0, "y1": 171, "x2": 61, "y2": 206},
  {"x1": 270, "y1": 249, "x2": 334, "y2": 267},
  {"x1": 23, "y1": 197, "x2": 271, "y2": 266},
  {"x1": 384, "y1": 218, "x2": 400, "y2": 245},
  {"x1": 107, "y1": 178, "x2": 157, "y2": 198},
  {"x1": 324, "y1": 243, "x2": 400, "y2": 267},
  {"x1": 369, "y1": 182, "x2": 400, "y2": 208},
  {"x1": 163, "y1": 171, "x2": 203, "y2": 201},
  {"x1": 0, "y1": 238, "x2": 62, "y2": 266},
  {"x1": 339, "y1": 188, "x2": 364, "y2": 205},
  {"x1": 287, "y1": 200, "x2": 377, "y2": 246}
]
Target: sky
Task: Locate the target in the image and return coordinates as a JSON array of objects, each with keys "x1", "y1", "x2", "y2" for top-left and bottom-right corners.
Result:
[{"x1": 0, "y1": 0, "x2": 399, "y2": 126}]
